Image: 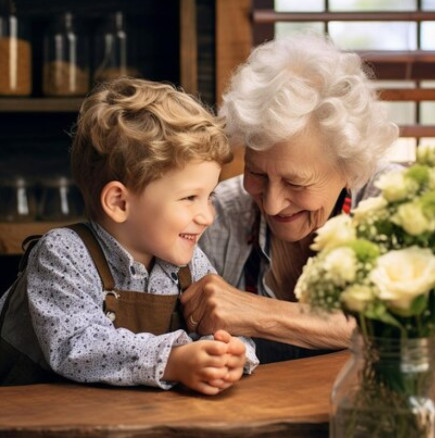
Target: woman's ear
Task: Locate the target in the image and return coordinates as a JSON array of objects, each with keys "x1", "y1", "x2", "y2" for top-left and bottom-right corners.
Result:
[{"x1": 101, "y1": 181, "x2": 129, "y2": 223}]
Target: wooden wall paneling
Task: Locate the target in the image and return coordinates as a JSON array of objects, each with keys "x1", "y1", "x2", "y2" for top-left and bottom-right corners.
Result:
[
  {"x1": 180, "y1": 0, "x2": 198, "y2": 95},
  {"x1": 216, "y1": 0, "x2": 253, "y2": 180}
]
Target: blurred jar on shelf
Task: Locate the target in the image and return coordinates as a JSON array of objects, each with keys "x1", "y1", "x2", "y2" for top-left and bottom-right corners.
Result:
[
  {"x1": 43, "y1": 12, "x2": 89, "y2": 97},
  {"x1": 0, "y1": 176, "x2": 37, "y2": 222},
  {"x1": 93, "y1": 11, "x2": 139, "y2": 83},
  {"x1": 0, "y1": 0, "x2": 32, "y2": 96},
  {"x1": 38, "y1": 176, "x2": 84, "y2": 222}
]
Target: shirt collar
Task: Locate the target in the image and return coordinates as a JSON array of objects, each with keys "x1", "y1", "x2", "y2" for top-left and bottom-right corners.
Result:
[{"x1": 90, "y1": 221, "x2": 181, "y2": 284}]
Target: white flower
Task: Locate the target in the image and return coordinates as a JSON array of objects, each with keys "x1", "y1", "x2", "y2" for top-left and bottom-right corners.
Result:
[
  {"x1": 370, "y1": 247, "x2": 435, "y2": 310},
  {"x1": 341, "y1": 284, "x2": 375, "y2": 312},
  {"x1": 429, "y1": 168, "x2": 435, "y2": 190},
  {"x1": 392, "y1": 201, "x2": 435, "y2": 235},
  {"x1": 294, "y1": 257, "x2": 316, "y2": 301},
  {"x1": 352, "y1": 196, "x2": 387, "y2": 222},
  {"x1": 323, "y1": 247, "x2": 357, "y2": 286},
  {"x1": 311, "y1": 215, "x2": 355, "y2": 252},
  {"x1": 417, "y1": 144, "x2": 435, "y2": 166},
  {"x1": 375, "y1": 170, "x2": 419, "y2": 202}
]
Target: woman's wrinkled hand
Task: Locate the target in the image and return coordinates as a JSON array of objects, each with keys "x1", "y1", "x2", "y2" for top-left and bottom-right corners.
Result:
[{"x1": 181, "y1": 274, "x2": 258, "y2": 337}]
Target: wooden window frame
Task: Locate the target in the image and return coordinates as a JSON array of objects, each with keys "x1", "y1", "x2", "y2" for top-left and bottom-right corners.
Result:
[{"x1": 252, "y1": 0, "x2": 435, "y2": 139}]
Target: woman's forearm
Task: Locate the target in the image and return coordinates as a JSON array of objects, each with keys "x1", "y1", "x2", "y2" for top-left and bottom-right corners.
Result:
[{"x1": 248, "y1": 296, "x2": 354, "y2": 349}]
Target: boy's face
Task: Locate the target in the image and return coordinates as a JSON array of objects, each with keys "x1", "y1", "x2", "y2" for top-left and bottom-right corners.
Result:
[{"x1": 125, "y1": 160, "x2": 221, "y2": 269}]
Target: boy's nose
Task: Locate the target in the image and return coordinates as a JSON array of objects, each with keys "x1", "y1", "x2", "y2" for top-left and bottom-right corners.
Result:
[{"x1": 196, "y1": 203, "x2": 215, "y2": 226}]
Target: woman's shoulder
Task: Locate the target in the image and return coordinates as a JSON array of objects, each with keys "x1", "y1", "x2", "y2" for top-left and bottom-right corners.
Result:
[
  {"x1": 353, "y1": 161, "x2": 405, "y2": 207},
  {"x1": 214, "y1": 175, "x2": 254, "y2": 214}
]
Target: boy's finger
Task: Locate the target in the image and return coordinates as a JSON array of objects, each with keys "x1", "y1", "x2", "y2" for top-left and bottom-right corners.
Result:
[
  {"x1": 200, "y1": 366, "x2": 229, "y2": 381},
  {"x1": 213, "y1": 329, "x2": 231, "y2": 343}
]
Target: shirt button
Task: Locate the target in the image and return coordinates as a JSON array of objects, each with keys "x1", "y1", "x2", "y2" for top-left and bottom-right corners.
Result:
[
  {"x1": 130, "y1": 266, "x2": 136, "y2": 275},
  {"x1": 171, "y1": 272, "x2": 178, "y2": 281}
]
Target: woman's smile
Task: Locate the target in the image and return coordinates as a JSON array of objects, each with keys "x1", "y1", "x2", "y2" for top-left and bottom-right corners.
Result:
[{"x1": 269, "y1": 210, "x2": 306, "y2": 223}]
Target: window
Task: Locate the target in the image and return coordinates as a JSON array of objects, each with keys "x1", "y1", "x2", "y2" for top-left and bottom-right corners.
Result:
[{"x1": 253, "y1": 0, "x2": 435, "y2": 162}]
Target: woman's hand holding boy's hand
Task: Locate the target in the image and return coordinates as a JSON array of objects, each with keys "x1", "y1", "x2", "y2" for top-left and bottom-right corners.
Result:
[{"x1": 163, "y1": 329, "x2": 246, "y2": 395}]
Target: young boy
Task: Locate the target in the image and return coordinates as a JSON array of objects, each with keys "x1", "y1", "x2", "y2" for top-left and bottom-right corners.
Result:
[{"x1": 0, "y1": 78, "x2": 258, "y2": 394}]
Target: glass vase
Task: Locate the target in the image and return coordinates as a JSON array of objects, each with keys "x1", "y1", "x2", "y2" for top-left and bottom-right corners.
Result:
[{"x1": 330, "y1": 331, "x2": 435, "y2": 437}]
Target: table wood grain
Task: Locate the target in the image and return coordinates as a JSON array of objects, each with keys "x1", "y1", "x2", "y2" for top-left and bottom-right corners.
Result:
[{"x1": 0, "y1": 350, "x2": 349, "y2": 437}]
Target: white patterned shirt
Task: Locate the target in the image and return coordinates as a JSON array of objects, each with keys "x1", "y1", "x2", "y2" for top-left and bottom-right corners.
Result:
[{"x1": 0, "y1": 222, "x2": 258, "y2": 388}]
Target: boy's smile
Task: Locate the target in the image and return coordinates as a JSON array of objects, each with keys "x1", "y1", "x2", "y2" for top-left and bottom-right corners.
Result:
[{"x1": 123, "y1": 160, "x2": 221, "y2": 270}]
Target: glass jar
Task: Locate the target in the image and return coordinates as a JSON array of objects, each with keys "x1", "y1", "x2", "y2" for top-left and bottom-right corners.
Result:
[
  {"x1": 93, "y1": 11, "x2": 139, "y2": 83},
  {"x1": 330, "y1": 331, "x2": 435, "y2": 437},
  {"x1": 0, "y1": 176, "x2": 37, "y2": 222},
  {"x1": 0, "y1": 1, "x2": 32, "y2": 96},
  {"x1": 38, "y1": 176, "x2": 83, "y2": 221},
  {"x1": 43, "y1": 12, "x2": 89, "y2": 97}
]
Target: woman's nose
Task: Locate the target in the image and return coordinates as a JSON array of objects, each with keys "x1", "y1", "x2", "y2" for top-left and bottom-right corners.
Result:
[{"x1": 262, "y1": 183, "x2": 289, "y2": 216}]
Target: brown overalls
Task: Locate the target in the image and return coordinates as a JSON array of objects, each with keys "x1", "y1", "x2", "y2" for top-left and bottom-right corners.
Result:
[{"x1": 0, "y1": 223, "x2": 191, "y2": 385}]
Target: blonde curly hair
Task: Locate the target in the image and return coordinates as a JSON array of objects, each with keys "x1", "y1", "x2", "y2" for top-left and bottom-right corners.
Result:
[{"x1": 71, "y1": 77, "x2": 232, "y2": 220}]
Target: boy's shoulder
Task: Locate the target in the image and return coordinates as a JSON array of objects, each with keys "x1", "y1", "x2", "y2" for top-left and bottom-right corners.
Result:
[{"x1": 30, "y1": 224, "x2": 91, "y2": 262}]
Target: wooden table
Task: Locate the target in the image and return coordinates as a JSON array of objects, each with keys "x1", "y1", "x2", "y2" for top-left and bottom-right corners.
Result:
[{"x1": 0, "y1": 350, "x2": 349, "y2": 438}]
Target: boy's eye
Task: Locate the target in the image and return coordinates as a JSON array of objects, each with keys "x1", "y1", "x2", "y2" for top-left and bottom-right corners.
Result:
[
  {"x1": 208, "y1": 191, "x2": 216, "y2": 201},
  {"x1": 183, "y1": 195, "x2": 196, "y2": 201}
]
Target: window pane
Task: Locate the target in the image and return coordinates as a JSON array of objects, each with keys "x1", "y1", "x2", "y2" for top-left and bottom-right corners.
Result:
[
  {"x1": 421, "y1": 22, "x2": 435, "y2": 49},
  {"x1": 419, "y1": 138, "x2": 435, "y2": 148},
  {"x1": 330, "y1": 0, "x2": 416, "y2": 11},
  {"x1": 385, "y1": 138, "x2": 416, "y2": 163},
  {"x1": 275, "y1": 22, "x2": 325, "y2": 37},
  {"x1": 381, "y1": 101, "x2": 416, "y2": 125},
  {"x1": 421, "y1": 102, "x2": 435, "y2": 125},
  {"x1": 422, "y1": 0, "x2": 435, "y2": 10},
  {"x1": 275, "y1": 0, "x2": 324, "y2": 12},
  {"x1": 329, "y1": 22, "x2": 417, "y2": 50}
]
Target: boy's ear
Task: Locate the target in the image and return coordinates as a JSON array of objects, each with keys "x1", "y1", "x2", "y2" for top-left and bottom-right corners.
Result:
[{"x1": 101, "y1": 181, "x2": 129, "y2": 223}]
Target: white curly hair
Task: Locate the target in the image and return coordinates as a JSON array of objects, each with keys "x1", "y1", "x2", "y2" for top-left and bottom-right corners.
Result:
[{"x1": 219, "y1": 33, "x2": 399, "y2": 189}]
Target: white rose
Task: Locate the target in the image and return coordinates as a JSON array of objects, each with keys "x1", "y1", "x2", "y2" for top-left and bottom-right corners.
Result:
[
  {"x1": 417, "y1": 144, "x2": 435, "y2": 166},
  {"x1": 370, "y1": 247, "x2": 435, "y2": 310},
  {"x1": 429, "y1": 168, "x2": 435, "y2": 190},
  {"x1": 341, "y1": 284, "x2": 375, "y2": 312},
  {"x1": 392, "y1": 202, "x2": 435, "y2": 235},
  {"x1": 375, "y1": 170, "x2": 419, "y2": 202},
  {"x1": 323, "y1": 247, "x2": 357, "y2": 286},
  {"x1": 352, "y1": 196, "x2": 387, "y2": 222},
  {"x1": 311, "y1": 215, "x2": 355, "y2": 252}
]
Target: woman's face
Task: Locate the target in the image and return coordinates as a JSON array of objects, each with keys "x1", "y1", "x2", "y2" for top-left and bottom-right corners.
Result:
[{"x1": 243, "y1": 128, "x2": 347, "y2": 243}]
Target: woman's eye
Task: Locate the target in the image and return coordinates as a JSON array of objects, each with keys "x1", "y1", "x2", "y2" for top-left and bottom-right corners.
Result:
[
  {"x1": 285, "y1": 181, "x2": 304, "y2": 189},
  {"x1": 248, "y1": 169, "x2": 265, "y2": 178}
]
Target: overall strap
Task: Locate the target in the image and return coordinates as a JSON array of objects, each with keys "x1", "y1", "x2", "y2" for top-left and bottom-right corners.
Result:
[
  {"x1": 66, "y1": 224, "x2": 115, "y2": 291},
  {"x1": 177, "y1": 265, "x2": 192, "y2": 292}
]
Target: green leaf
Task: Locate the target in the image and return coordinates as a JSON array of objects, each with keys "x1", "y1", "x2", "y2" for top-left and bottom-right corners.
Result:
[
  {"x1": 389, "y1": 294, "x2": 428, "y2": 317},
  {"x1": 364, "y1": 302, "x2": 404, "y2": 330}
]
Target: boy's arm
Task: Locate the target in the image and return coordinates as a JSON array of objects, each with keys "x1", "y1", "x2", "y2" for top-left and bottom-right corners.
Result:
[
  {"x1": 189, "y1": 248, "x2": 259, "y2": 373},
  {"x1": 27, "y1": 228, "x2": 192, "y2": 389},
  {"x1": 239, "y1": 336, "x2": 259, "y2": 374}
]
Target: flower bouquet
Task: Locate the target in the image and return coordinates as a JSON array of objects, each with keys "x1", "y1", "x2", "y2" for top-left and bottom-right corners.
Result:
[{"x1": 295, "y1": 144, "x2": 435, "y2": 437}]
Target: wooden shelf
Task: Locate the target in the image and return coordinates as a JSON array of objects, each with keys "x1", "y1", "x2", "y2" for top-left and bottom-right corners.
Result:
[
  {"x1": 0, "y1": 222, "x2": 78, "y2": 255},
  {"x1": 0, "y1": 98, "x2": 84, "y2": 113}
]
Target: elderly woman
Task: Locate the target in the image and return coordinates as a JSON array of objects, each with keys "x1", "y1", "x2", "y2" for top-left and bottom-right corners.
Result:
[{"x1": 181, "y1": 34, "x2": 399, "y2": 363}]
